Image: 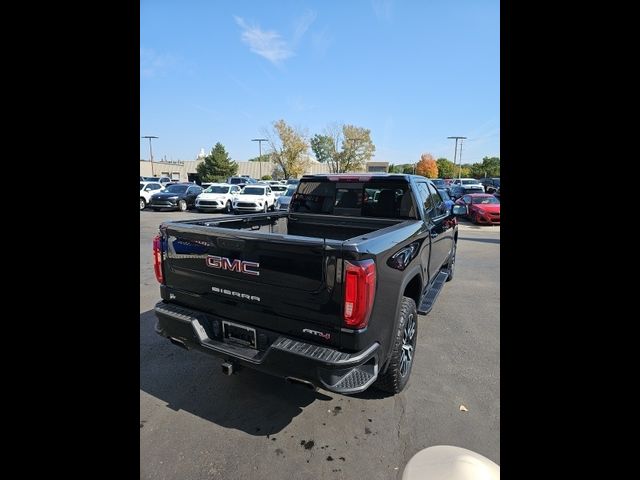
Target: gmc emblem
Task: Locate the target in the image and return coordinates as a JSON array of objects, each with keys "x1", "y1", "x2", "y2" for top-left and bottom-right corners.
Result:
[{"x1": 206, "y1": 255, "x2": 260, "y2": 276}]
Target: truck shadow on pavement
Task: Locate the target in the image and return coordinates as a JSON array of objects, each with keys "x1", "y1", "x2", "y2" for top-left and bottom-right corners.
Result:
[{"x1": 140, "y1": 310, "x2": 332, "y2": 436}]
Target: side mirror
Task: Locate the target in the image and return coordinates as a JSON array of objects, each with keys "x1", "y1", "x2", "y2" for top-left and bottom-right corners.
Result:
[{"x1": 452, "y1": 204, "x2": 468, "y2": 216}]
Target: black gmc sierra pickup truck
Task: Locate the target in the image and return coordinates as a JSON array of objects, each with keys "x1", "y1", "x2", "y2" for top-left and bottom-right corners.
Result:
[{"x1": 153, "y1": 174, "x2": 467, "y2": 394}]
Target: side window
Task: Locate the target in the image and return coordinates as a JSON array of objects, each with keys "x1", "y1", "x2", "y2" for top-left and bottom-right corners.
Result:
[
  {"x1": 150, "y1": 183, "x2": 161, "y2": 190},
  {"x1": 462, "y1": 195, "x2": 471, "y2": 204},
  {"x1": 427, "y1": 183, "x2": 445, "y2": 217},
  {"x1": 415, "y1": 182, "x2": 433, "y2": 215}
]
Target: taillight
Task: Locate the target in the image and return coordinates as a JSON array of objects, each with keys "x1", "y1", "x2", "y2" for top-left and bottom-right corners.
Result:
[
  {"x1": 343, "y1": 259, "x2": 376, "y2": 329},
  {"x1": 153, "y1": 235, "x2": 164, "y2": 284}
]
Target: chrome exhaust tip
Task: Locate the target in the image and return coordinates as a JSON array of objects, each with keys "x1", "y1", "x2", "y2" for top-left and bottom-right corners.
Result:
[
  {"x1": 169, "y1": 337, "x2": 188, "y2": 350},
  {"x1": 285, "y1": 376, "x2": 317, "y2": 391}
]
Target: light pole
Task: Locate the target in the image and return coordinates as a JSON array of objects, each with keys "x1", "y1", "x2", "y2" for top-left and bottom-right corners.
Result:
[
  {"x1": 142, "y1": 135, "x2": 158, "y2": 174},
  {"x1": 447, "y1": 136, "x2": 466, "y2": 181},
  {"x1": 457, "y1": 138, "x2": 466, "y2": 180},
  {"x1": 252, "y1": 138, "x2": 268, "y2": 179}
]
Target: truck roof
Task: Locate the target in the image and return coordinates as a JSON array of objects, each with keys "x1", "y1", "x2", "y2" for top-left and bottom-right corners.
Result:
[{"x1": 301, "y1": 173, "x2": 428, "y2": 181}]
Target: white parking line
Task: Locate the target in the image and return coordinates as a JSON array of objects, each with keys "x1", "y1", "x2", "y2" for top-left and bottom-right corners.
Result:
[{"x1": 457, "y1": 222, "x2": 500, "y2": 232}]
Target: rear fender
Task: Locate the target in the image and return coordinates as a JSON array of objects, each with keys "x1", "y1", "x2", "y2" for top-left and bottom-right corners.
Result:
[{"x1": 379, "y1": 265, "x2": 423, "y2": 374}]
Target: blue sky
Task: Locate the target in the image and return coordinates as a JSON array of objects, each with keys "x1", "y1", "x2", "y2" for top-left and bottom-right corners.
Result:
[{"x1": 140, "y1": 0, "x2": 499, "y2": 165}]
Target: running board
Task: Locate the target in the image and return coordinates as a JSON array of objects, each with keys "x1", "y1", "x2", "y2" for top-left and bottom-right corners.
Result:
[{"x1": 417, "y1": 270, "x2": 449, "y2": 315}]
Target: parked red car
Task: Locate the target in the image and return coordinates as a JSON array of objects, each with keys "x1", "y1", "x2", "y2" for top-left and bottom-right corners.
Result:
[{"x1": 455, "y1": 193, "x2": 500, "y2": 225}]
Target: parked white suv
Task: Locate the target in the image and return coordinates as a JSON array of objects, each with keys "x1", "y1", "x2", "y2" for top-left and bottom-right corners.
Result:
[
  {"x1": 195, "y1": 183, "x2": 242, "y2": 213},
  {"x1": 232, "y1": 185, "x2": 276, "y2": 213},
  {"x1": 140, "y1": 181, "x2": 164, "y2": 210}
]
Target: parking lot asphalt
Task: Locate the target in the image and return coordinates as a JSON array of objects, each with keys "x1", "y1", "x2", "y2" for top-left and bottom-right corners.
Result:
[{"x1": 140, "y1": 209, "x2": 500, "y2": 480}]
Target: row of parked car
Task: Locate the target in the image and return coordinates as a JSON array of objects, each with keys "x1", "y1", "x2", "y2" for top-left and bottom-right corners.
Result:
[
  {"x1": 140, "y1": 175, "x2": 499, "y2": 225},
  {"x1": 428, "y1": 177, "x2": 500, "y2": 226},
  {"x1": 430, "y1": 177, "x2": 500, "y2": 197},
  {"x1": 140, "y1": 180, "x2": 297, "y2": 213}
]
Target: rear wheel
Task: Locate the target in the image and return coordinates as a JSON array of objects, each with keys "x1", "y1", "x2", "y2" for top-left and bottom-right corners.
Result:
[
  {"x1": 178, "y1": 199, "x2": 187, "y2": 212},
  {"x1": 375, "y1": 297, "x2": 417, "y2": 394},
  {"x1": 139, "y1": 198, "x2": 146, "y2": 210}
]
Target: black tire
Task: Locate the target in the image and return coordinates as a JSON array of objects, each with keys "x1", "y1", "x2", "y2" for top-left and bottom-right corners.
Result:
[
  {"x1": 446, "y1": 241, "x2": 456, "y2": 282},
  {"x1": 139, "y1": 198, "x2": 146, "y2": 211},
  {"x1": 225, "y1": 201, "x2": 232, "y2": 213},
  {"x1": 375, "y1": 297, "x2": 417, "y2": 394},
  {"x1": 178, "y1": 199, "x2": 187, "y2": 212}
]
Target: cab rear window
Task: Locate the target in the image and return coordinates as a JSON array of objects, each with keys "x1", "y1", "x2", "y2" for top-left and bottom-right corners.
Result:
[{"x1": 289, "y1": 180, "x2": 417, "y2": 219}]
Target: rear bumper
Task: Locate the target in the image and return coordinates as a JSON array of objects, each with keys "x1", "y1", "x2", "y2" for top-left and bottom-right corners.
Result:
[{"x1": 154, "y1": 301, "x2": 379, "y2": 394}]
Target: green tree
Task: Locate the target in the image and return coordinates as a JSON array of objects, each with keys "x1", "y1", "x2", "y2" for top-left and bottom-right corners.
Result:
[
  {"x1": 436, "y1": 158, "x2": 456, "y2": 178},
  {"x1": 248, "y1": 152, "x2": 274, "y2": 162},
  {"x1": 310, "y1": 134, "x2": 339, "y2": 173},
  {"x1": 311, "y1": 124, "x2": 375, "y2": 173},
  {"x1": 388, "y1": 163, "x2": 404, "y2": 173},
  {"x1": 196, "y1": 142, "x2": 237, "y2": 182},
  {"x1": 261, "y1": 174, "x2": 272, "y2": 180},
  {"x1": 340, "y1": 124, "x2": 375, "y2": 172},
  {"x1": 458, "y1": 165, "x2": 472, "y2": 178},
  {"x1": 267, "y1": 119, "x2": 310, "y2": 179},
  {"x1": 480, "y1": 156, "x2": 500, "y2": 177},
  {"x1": 416, "y1": 153, "x2": 438, "y2": 178},
  {"x1": 402, "y1": 165, "x2": 415, "y2": 174},
  {"x1": 469, "y1": 163, "x2": 485, "y2": 178}
]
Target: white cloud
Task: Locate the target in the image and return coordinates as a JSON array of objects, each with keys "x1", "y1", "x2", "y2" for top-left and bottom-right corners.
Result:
[
  {"x1": 140, "y1": 47, "x2": 177, "y2": 77},
  {"x1": 312, "y1": 27, "x2": 333, "y2": 56},
  {"x1": 372, "y1": 0, "x2": 393, "y2": 21},
  {"x1": 292, "y1": 10, "x2": 317, "y2": 45},
  {"x1": 286, "y1": 95, "x2": 315, "y2": 112},
  {"x1": 234, "y1": 16, "x2": 293, "y2": 65}
]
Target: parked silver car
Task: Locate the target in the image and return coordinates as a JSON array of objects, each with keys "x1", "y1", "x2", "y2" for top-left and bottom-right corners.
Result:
[{"x1": 274, "y1": 185, "x2": 297, "y2": 211}]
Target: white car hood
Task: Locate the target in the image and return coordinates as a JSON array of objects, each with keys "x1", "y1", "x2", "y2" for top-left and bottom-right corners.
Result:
[
  {"x1": 198, "y1": 193, "x2": 228, "y2": 201},
  {"x1": 236, "y1": 194, "x2": 266, "y2": 202}
]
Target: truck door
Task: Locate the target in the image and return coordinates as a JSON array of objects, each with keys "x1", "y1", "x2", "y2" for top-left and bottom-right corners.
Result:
[
  {"x1": 425, "y1": 182, "x2": 454, "y2": 277},
  {"x1": 414, "y1": 182, "x2": 433, "y2": 287}
]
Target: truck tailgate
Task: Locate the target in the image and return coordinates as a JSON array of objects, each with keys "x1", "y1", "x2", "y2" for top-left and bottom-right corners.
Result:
[{"x1": 161, "y1": 223, "x2": 343, "y2": 343}]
